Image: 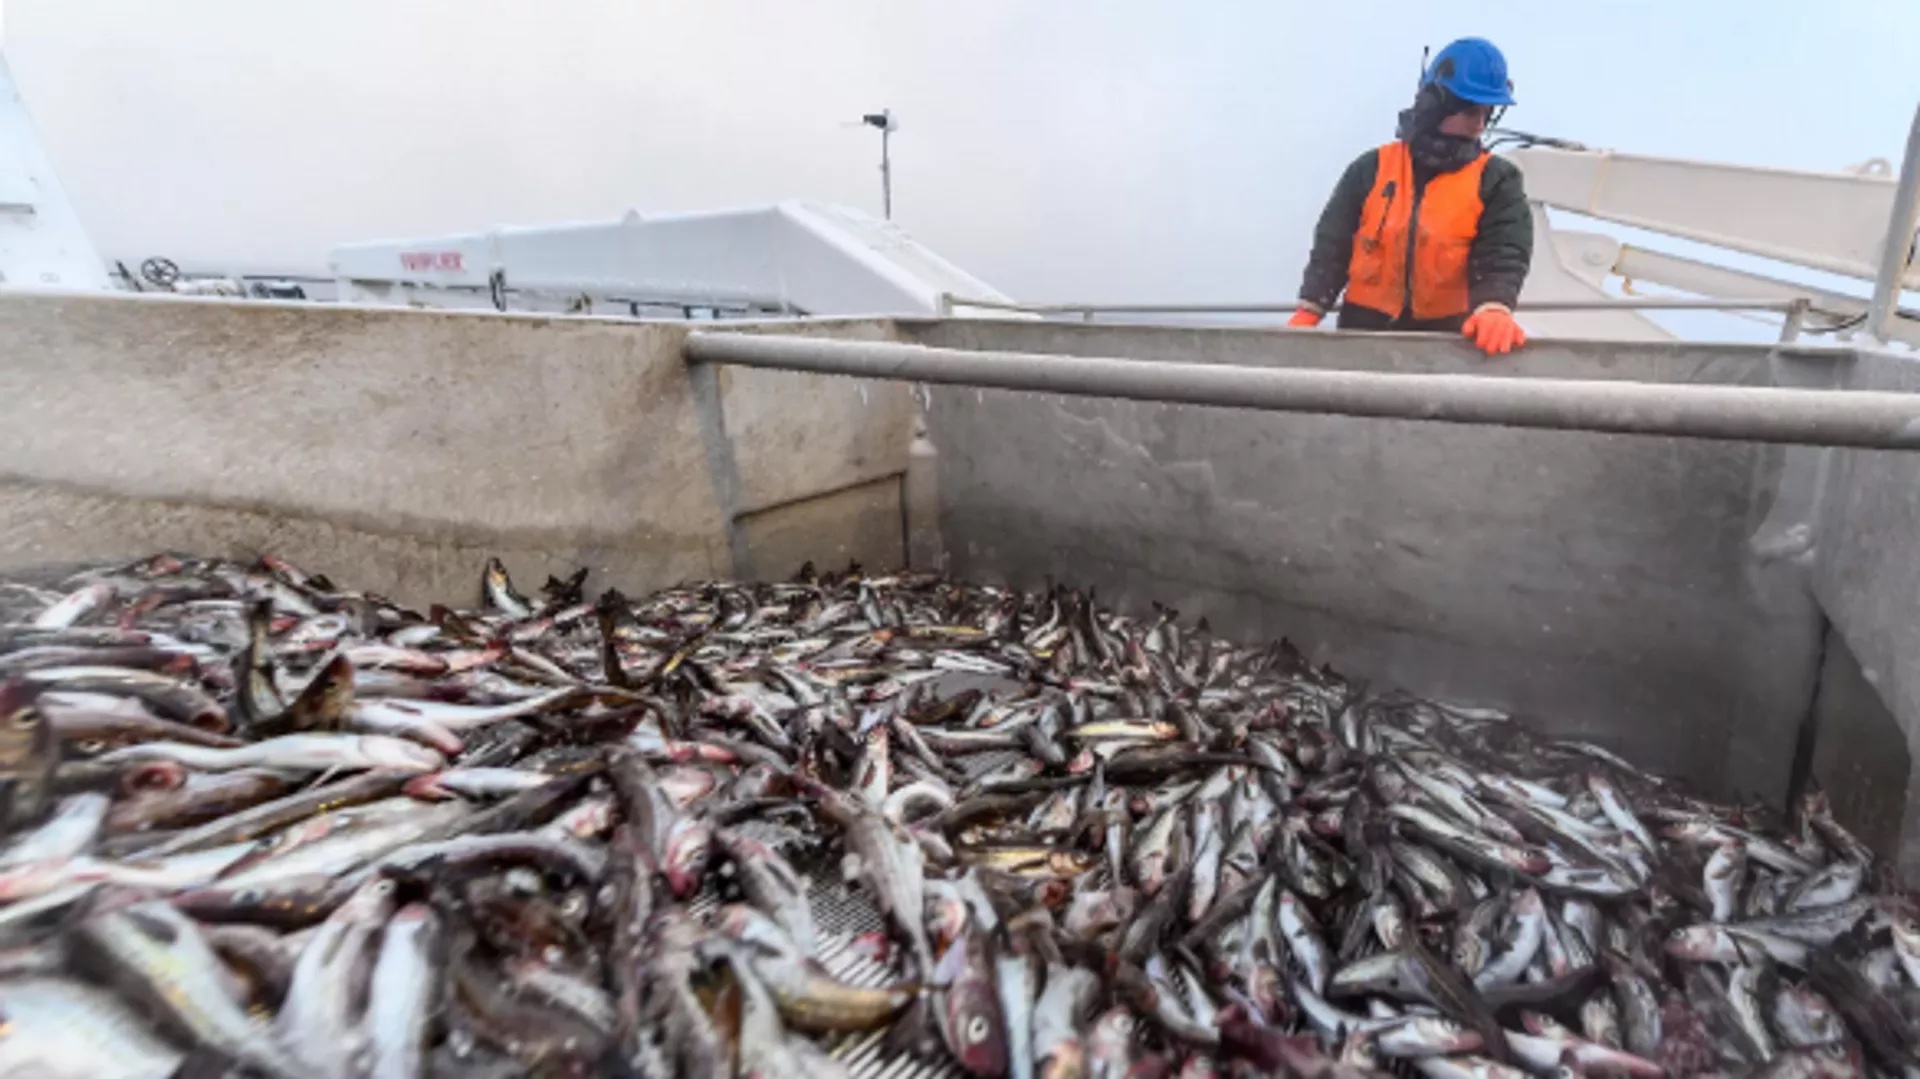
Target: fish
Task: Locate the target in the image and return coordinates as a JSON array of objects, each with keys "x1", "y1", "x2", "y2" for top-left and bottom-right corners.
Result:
[
  {"x1": 91, "y1": 732, "x2": 445, "y2": 774},
  {"x1": 1279, "y1": 888, "x2": 1333, "y2": 994},
  {"x1": 0, "y1": 552, "x2": 1899, "y2": 1079},
  {"x1": 1472, "y1": 888, "x2": 1544, "y2": 989},
  {"x1": 73, "y1": 897, "x2": 306, "y2": 1079},
  {"x1": 935, "y1": 929, "x2": 1011, "y2": 1077},
  {"x1": 1703, "y1": 839, "x2": 1746, "y2": 922},
  {"x1": 364, "y1": 898, "x2": 443, "y2": 1075},
  {"x1": 0, "y1": 679, "x2": 58, "y2": 829},
  {"x1": 1033, "y1": 964, "x2": 1099, "y2": 1079},
  {"x1": 716, "y1": 826, "x2": 820, "y2": 956},
  {"x1": 0, "y1": 976, "x2": 184, "y2": 1079},
  {"x1": 277, "y1": 876, "x2": 397, "y2": 1078}
]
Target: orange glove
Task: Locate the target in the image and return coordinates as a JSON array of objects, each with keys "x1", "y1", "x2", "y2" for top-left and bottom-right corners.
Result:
[
  {"x1": 1462, "y1": 304, "x2": 1526, "y2": 355},
  {"x1": 1286, "y1": 307, "x2": 1323, "y2": 328}
]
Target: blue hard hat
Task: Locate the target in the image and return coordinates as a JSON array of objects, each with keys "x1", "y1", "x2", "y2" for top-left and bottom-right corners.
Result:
[{"x1": 1422, "y1": 37, "x2": 1515, "y2": 107}]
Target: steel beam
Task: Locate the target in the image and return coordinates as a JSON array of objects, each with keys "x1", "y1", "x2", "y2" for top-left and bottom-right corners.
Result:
[{"x1": 684, "y1": 331, "x2": 1920, "y2": 451}]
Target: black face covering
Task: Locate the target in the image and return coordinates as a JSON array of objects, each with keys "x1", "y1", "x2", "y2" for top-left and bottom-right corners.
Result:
[{"x1": 1395, "y1": 85, "x2": 1484, "y2": 174}]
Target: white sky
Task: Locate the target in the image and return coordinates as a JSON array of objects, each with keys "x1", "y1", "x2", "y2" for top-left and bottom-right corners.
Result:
[{"x1": 4, "y1": 0, "x2": 1919, "y2": 303}]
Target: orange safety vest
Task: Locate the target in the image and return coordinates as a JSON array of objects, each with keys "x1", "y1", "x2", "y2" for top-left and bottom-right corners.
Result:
[{"x1": 1345, "y1": 141, "x2": 1489, "y2": 321}]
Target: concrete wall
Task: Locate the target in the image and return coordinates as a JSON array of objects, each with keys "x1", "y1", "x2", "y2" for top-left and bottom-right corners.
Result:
[
  {"x1": 0, "y1": 292, "x2": 912, "y2": 606},
  {"x1": 906, "y1": 319, "x2": 1835, "y2": 804}
]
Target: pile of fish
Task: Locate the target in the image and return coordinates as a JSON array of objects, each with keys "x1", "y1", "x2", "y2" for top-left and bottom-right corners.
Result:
[{"x1": 0, "y1": 552, "x2": 1911, "y2": 1079}]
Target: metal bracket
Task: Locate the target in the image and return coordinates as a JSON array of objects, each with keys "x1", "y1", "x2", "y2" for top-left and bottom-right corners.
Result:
[{"x1": 1750, "y1": 347, "x2": 1852, "y2": 564}]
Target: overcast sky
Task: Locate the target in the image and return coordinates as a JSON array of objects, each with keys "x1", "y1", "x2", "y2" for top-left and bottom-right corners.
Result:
[{"x1": 4, "y1": 0, "x2": 1918, "y2": 303}]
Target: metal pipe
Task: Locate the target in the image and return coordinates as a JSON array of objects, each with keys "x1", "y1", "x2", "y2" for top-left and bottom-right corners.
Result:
[
  {"x1": 684, "y1": 331, "x2": 1920, "y2": 451},
  {"x1": 941, "y1": 295, "x2": 1806, "y2": 316},
  {"x1": 1866, "y1": 102, "x2": 1920, "y2": 344}
]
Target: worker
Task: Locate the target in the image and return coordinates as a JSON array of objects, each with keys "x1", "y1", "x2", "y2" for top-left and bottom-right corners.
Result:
[{"x1": 1287, "y1": 38, "x2": 1532, "y2": 355}]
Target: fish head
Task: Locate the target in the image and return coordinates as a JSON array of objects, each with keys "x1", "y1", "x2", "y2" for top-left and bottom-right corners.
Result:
[
  {"x1": 1089, "y1": 1007, "x2": 1140, "y2": 1055},
  {"x1": 715, "y1": 903, "x2": 798, "y2": 961},
  {"x1": 1338, "y1": 1029, "x2": 1379, "y2": 1069},
  {"x1": 1661, "y1": 820, "x2": 1717, "y2": 845},
  {"x1": 662, "y1": 817, "x2": 714, "y2": 899},
  {"x1": 339, "y1": 875, "x2": 401, "y2": 923},
  {"x1": 119, "y1": 759, "x2": 189, "y2": 795},
  {"x1": 1242, "y1": 965, "x2": 1288, "y2": 1027},
  {"x1": 1135, "y1": 851, "x2": 1170, "y2": 898},
  {"x1": 1705, "y1": 839, "x2": 1747, "y2": 873},
  {"x1": 1663, "y1": 924, "x2": 1729, "y2": 961},
  {"x1": 939, "y1": 958, "x2": 1008, "y2": 1075},
  {"x1": 1891, "y1": 910, "x2": 1920, "y2": 955},
  {"x1": 1451, "y1": 934, "x2": 1488, "y2": 972},
  {"x1": 388, "y1": 901, "x2": 438, "y2": 938}
]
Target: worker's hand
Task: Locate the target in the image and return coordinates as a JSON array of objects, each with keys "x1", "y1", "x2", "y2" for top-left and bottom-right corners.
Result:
[
  {"x1": 1462, "y1": 304, "x2": 1526, "y2": 355},
  {"x1": 1286, "y1": 306, "x2": 1324, "y2": 328}
]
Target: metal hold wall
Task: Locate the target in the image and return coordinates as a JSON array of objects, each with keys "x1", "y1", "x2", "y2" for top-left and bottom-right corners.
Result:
[{"x1": 902, "y1": 319, "x2": 1831, "y2": 805}]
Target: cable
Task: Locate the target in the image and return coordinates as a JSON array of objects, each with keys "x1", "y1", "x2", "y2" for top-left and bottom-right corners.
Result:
[{"x1": 1484, "y1": 128, "x2": 1589, "y2": 152}]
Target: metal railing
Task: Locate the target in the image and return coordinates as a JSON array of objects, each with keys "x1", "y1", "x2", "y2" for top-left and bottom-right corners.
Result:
[
  {"x1": 684, "y1": 331, "x2": 1920, "y2": 452},
  {"x1": 939, "y1": 295, "x2": 1818, "y2": 318}
]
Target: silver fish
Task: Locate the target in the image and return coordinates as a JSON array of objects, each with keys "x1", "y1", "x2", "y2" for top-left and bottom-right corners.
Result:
[
  {"x1": 365, "y1": 902, "x2": 443, "y2": 1079},
  {"x1": 75, "y1": 899, "x2": 305, "y2": 1079}
]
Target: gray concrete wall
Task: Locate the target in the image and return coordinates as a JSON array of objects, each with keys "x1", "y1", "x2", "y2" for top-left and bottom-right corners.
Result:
[
  {"x1": 0, "y1": 292, "x2": 912, "y2": 607},
  {"x1": 905, "y1": 319, "x2": 1833, "y2": 803}
]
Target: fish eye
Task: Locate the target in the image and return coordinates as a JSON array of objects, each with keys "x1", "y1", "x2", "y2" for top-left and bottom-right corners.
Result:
[
  {"x1": 1668, "y1": 927, "x2": 1688, "y2": 939},
  {"x1": 77, "y1": 739, "x2": 105, "y2": 754},
  {"x1": 1113, "y1": 1015, "x2": 1134, "y2": 1034},
  {"x1": 7, "y1": 710, "x2": 37, "y2": 730},
  {"x1": 965, "y1": 1016, "x2": 990, "y2": 1043}
]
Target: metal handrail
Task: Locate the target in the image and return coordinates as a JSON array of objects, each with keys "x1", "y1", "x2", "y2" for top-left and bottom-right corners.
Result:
[
  {"x1": 941, "y1": 294, "x2": 1817, "y2": 317},
  {"x1": 684, "y1": 331, "x2": 1920, "y2": 451}
]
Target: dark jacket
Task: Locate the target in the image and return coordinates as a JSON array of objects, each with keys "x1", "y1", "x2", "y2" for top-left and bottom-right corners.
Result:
[{"x1": 1297, "y1": 146, "x2": 1532, "y2": 323}]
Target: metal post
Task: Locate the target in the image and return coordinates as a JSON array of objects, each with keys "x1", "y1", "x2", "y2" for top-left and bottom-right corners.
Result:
[
  {"x1": 1779, "y1": 298, "x2": 1810, "y2": 344},
  {"x1": 684, "y1": 331, "x2": 1920, "y2": 451},
  {"x1": 861, "y1": 109, "x2": 896, "y2": 220},
  {"x1": 1866, "y1": 102, "x2": 1920, "y2": 344}
]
